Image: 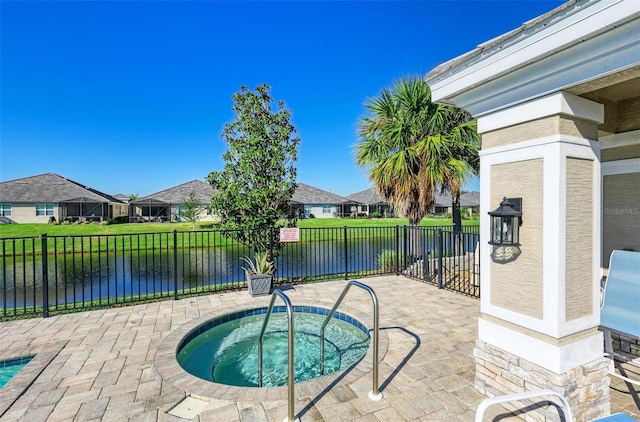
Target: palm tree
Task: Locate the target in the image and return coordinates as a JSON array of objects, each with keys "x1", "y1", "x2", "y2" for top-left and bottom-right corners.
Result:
[{"x1": 355, "y1": 76, "x2": 479, "y2": 233}]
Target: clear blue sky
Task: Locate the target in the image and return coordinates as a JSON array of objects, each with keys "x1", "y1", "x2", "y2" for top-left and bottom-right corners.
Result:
[{"x1": 1, "y1": 1, "x2": 564, "y2": 198}]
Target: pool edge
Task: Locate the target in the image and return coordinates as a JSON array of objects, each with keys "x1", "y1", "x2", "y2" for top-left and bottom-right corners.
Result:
[
  {"x1": 156, "y1": 297, "x2": 389, "y2": 403},
  {"x1": 0, "y1": 340, "x2": 68, "y2": 418}
]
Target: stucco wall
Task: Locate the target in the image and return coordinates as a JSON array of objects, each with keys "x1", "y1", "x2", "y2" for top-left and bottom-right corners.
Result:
[
  {"x1": 490, "y1": 159, "x2": 544, "y2": 319},
  {"x1": 2, "y1": 203, "x2": 60, "y2": 224},
  {"x1": 603, "y1": 172, "x2": 640, "y2": 266},
  {"x1": 482, "y1": 115, "x2": 599, "y2": 149},
  {"x1": 304, "y1": 205, "x2": 338, "y2": 218},
  {"x1": 601, "y1": 144, "x2": 640, "y2": 162},
  {"x1": 565, "y1": 158, "x2": 594, "y2": 321},
  {"x1": 618, "y1": 97, "x2": 640, "y2": 133}
]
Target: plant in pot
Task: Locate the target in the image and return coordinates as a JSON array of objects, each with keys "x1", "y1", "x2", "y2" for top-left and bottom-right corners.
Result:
[{"x1": 240, "y1": 252, "x2": 275, "y2": 297}]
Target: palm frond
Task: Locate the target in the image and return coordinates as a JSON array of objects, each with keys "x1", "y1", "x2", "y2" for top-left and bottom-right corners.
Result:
[{"x1": 355, "y1": 76, "x2": 480, "y2": 224}]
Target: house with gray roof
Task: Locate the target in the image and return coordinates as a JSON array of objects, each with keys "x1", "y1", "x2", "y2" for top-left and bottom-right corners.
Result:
[
  {"x1": 0, "y1": 173, "x2": 126, "y2": 224},
  {"x1": 129, "y1": 179, "x2": 217, "y2": 223},
  {"x1": 290, "y1": 183, "x2": 359, "y2": 218},
  {"x1": 345, "y1": 187, "x2": 394, "y2": 217},
  {"x1": 433, "y1": 191, "x2": 480, "y2": 215}
]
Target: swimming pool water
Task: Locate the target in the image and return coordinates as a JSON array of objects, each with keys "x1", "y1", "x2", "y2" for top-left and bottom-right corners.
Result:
[
  {"x1": 178, "y1": 309, "x2": 370, "y2": 387},
  {"x1": 0, "y1": 357, "x2": 32, "y2": 389}
]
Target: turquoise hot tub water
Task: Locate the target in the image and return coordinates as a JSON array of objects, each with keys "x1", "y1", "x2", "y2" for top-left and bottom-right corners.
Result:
[
  {"x1": 0, "y1": 357, "x2": 33, "y2": 389},
  {"x1": 177, "y1": 306, "x2": 370, "y2": 387}
]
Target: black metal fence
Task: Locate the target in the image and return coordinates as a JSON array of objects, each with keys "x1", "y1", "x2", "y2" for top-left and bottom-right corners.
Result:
[{"x1": 0, "y1": 225, "x2": 479, "y2": 319}]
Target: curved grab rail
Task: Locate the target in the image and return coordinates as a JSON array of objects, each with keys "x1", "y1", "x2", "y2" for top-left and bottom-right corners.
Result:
[
  {"x1": 258, "y1": 289, "x2": 296, "y2": 422},
  {"x1": 319, "y1": 280, "x2": 382, "y2": 400}
]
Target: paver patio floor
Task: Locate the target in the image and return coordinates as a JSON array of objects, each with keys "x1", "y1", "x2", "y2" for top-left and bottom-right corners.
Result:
[{"x1": 1, "y1": 276, "x2": 638, "y2": 421}]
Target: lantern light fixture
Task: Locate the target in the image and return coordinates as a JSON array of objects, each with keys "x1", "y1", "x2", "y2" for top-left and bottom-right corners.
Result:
[{"x1": 488, "y1": 197, "x2": 522, "y2": 246}]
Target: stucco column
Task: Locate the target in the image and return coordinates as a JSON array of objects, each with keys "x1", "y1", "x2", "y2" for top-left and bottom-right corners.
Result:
[{"x1": 475, "y1": 92, "x2": 610, "y2": 421}]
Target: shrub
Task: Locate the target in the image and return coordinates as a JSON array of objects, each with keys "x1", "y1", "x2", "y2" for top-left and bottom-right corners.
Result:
[
  {"x1": 377, "y1": 249, "x2": 397, "y2": 273},
  {"x1": 371, "y1": 211, "x2": 382, "y2": 218}
]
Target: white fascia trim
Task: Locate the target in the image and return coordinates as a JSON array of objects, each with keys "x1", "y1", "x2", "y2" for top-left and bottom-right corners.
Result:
[
  {"x1": 429, "y1": 0, "x2": 638, "y2": 102},
  {"x1": 477, "y1": 92, "x2": 604, "y2": 134},
  {"x1": 478, "y1": 318, "x2": 604, "y2": 374},
  {"x1": 600, "y1": 129, "x2": 640, "y2": 149},
  {"x1": 544, "y1": 142, "x2": 564, "y2": 336},
  {"x1": 602, "y1": 158, "x2": 640, "y2": 176}
]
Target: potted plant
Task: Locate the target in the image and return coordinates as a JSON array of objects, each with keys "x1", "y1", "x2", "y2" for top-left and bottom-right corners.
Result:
[{"x1": 240, "y1": 252, "x2": 275, "y2": 297}]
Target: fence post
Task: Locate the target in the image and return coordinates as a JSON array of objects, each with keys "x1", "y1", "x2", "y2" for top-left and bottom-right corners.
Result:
[
  {"x1": 269, "y1": 226, "x2": 274, "y2": 261},
  {"x1": 437, "y1": 228, "x2": 443, "y2": 289},
  {"x1": 403, "y1": 226, "x2": 408, "y2": 273},
  {"x1": 344, "y1": 226, "x2": 348, "y2": 280},
  {"x1": 394, "y1": 225, "x2": 400, "y2": 275},
  {"x1": 173, "y1": 230, "x2": 178, "y2": 300},
  {"x1": 41, "y1": 233, "x2": 49, "y2": 318}
]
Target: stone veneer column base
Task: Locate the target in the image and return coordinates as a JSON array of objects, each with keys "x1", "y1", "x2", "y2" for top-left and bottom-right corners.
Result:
[{"x1": 474, "y1": 339, "x2": 611, "y2": 421}]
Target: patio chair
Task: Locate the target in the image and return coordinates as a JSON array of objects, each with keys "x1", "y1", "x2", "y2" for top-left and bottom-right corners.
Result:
[
  {"x1": 475, "y1": 389, "x2": 637, "y2": 421},
  {"x1": 600, "y1": 250, "x2": 640, "y2": 387}
]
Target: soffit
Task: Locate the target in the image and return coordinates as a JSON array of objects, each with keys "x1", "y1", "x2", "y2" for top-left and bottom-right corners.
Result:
[
  {"x1": 572, "y1": 72, "x2": 640, "y2": 102},
  {"x1": 425, "y1": 0, "x2": 640, "y2": 117}
]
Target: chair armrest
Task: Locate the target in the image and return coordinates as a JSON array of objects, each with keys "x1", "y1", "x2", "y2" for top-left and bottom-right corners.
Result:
[{"x1": 475, "y1": 389, "x2": 572, "y2": 422}]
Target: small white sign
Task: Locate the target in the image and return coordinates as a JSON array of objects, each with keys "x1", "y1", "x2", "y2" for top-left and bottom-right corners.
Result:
[{"x1": 279, "y1": 227, "x2": 300, "y2": 243}]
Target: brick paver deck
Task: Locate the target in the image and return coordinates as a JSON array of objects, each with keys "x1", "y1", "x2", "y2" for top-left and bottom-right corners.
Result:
[{"x1": 1, "y1": 276, "x2": 638, "y2": 421}]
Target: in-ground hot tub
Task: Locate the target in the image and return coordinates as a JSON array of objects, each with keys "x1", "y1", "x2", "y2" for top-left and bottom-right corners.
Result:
[
  {"x1": 176, "y1": 306, "x2": 370, "y2": 387},
  {"x1": 155, "y1": 300, "x2": 388, "y2": 403}
]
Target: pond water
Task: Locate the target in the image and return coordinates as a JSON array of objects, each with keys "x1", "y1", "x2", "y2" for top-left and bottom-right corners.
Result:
[{"x1": 0, "y1": 238, "x2": 399, "y2": 308}]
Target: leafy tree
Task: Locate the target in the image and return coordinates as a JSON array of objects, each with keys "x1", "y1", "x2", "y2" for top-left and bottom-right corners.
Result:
[
  {"x1": 179, "y1": 191, "x2": 204, "y2": 230},
  {"x1": 355, "y1": 76, "x2": 479, "y2": 233},
  {"x1": 129, "y1": 193, "x2": 139, "y2": 201},
  {"x1": 207, "y1": 84, "x2": 299, "y2": 255}
]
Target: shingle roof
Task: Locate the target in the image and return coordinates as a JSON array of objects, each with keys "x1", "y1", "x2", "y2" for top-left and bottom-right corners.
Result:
[
  {"x1": 434, "y1": 192, "x2": 451, "y2": 207},
  {"x1": 133, "y1": 180, "x2": 216, "y2": 205},
  {"x1": 0, "y1": 173, "x2": 122, "y2": 203},
  {"x1": 291, "y1": 183, "x2": 354, "y2": 205},
  {"x1": 460, "y1": 191, "x2": 480, "y2": 207},
  {"x1": 434, "y1": 191, "x2": 480, "y2": 207},
  {"x1": 346, "y1": 187, "x2": 387, "y2": 206},
  {"x1": 345, "y1": 187, "x2": 480, "y2": 208}
]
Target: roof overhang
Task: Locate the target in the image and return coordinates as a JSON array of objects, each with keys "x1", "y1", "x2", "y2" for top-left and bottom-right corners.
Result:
[
  {"x1": 132, "y1": 199, "x2": 170, "y2": 205},
  {"x1": 61, "y1": 197, "x2": 105, "y2": 203},
  {"x1": 424, "y1": 0, "x2": 640, "y2": 117}
]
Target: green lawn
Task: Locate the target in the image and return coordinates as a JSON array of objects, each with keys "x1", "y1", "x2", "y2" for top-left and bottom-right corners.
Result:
[{"x1": 0, "y1": 217, "x2": 478, "y2": 239}]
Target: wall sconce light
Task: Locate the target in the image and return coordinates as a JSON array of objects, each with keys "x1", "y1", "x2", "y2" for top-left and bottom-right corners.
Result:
[{"x1": 488, "y1": 197, "x2": 522, "y2": 246}]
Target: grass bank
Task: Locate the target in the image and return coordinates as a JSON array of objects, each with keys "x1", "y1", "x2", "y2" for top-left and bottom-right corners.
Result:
[
  {"x1": 0, "y1": 217, "x2": 478, "y2": 257},
  {"x1": 0, "y1": 217, "x2": 478, "y2": 239}
]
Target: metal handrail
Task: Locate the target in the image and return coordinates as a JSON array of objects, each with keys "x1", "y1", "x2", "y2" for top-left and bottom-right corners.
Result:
[
  {"x1": 319, "y1": 280, "x2": 382, "y2": 400},
  {"x1": 257, "y1": 289, "x2": 296, "y2": 422}
]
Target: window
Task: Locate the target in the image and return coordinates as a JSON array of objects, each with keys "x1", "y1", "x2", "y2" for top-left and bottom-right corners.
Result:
[
  {"x1": 36, "y1": 204, "x2": 54, "y2": 216},
  {"x1": 322, "y1": 206, "x2": 332, "y2": 214},
  {"x1": 0, "y1": 204, "x2": 11, "y2": 216}
]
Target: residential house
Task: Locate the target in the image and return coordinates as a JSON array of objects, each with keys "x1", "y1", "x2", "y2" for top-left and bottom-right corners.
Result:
[
  {"x1": 114, "y1": 193, "x2": 131, "y2": 204},
  {"x1": 0, "y1": 173, "x2": 126, "y2": 223},
  {"x1": 290, "y1": 183, "x2": 359, "y2": 218},
  {"x1": 433, "y1": 191, "x2": 480, "y2": 215},
  {"x1": 345, "y1": 187, "x2": 393, "y2": 217},
  {"x1": 424, "y1": 0, "x2": 640, "y2": 418},
  {"x1": 129, "y1": 180, "x2": 217, "y2": 223}
]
